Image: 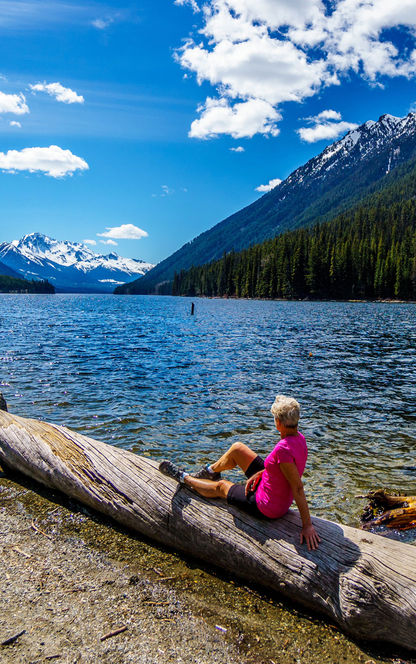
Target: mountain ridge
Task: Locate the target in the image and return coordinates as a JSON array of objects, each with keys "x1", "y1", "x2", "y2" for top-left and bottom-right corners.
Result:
[
  {"x1": 0, "y1": 233, "x2": 154, "y2": 293},
  {"x1": 117, "y1": 112, "x2": 416, "y2": 294}
]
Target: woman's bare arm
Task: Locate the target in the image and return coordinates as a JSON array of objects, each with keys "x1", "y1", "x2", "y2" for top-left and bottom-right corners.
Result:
[{"x1": 279, "y1": 462, "x2": 320, "y2": 550}]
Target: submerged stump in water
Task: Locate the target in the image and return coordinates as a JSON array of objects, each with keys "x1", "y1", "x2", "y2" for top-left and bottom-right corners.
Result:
[{"x1": 360, "y1": 489, "x2": 416, "y2": 530}]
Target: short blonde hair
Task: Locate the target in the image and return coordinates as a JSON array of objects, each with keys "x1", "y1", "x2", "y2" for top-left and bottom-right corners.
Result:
[{"x1": 270, "y1": 395, "x2": 300, "y2": 427}]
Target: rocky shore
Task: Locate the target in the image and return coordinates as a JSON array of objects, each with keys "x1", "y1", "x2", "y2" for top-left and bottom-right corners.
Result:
[{"x1": 0, "y1": 464, "x2": 413, "y2": 664}]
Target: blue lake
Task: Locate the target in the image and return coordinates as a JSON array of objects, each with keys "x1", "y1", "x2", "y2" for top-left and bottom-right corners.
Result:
[{"x1": 1, "y1": 294, "x2": 415, "y2": 532}]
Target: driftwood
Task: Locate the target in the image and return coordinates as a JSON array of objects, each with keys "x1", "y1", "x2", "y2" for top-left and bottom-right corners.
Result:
[
  {"x1": 360, "y1": 489, "x2": 416, "y2": 530},
  {"x1": 1, "y1": 410, "x2": 416, "y2": 652}
]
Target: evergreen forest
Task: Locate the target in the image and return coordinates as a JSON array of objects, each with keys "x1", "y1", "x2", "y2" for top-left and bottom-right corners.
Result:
[
  {"x1": 0, "y1": 275, "x2": 55, "y2": 294},
  {"x1": 172, "y1": 171, "x2": 416, "y2": 301}
]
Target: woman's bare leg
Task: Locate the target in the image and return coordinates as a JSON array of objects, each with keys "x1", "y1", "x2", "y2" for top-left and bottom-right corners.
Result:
[
  {"x1": 184, "y1": 476, "x2": 234, "y2": 499},
  {"x1": 209, "y1": 442, "x2": 257, "y2": 474}
]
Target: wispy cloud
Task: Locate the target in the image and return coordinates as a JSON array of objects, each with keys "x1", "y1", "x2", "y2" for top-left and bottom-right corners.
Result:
[
  {"x1": 29, "y1": 82, "x2": 84, "y2": 104},
  {"x1": 0, "y1": 91, "x2": 29, "y2": 115},
  {"x1": 97, "y1": 223, "x2": 148, "y2": 240},
  {"x1": 9, "y1": 120, "x2": 22, "y2": 128},
  {"x1": 0, "y1": 2, "x2": 129, "y2": 32},
  {"x1": 0, "y1": 145, "x2": 89, "y2": 177},
  {"x1": 255, "y1": 177, "x2": 281, "y2": 193},
  {"x1": 0, "y1": 1, "x2": 93, "y2": 29},
  {"x1": 83, "y1": 239, "x2": 97, "y2": 246},
  {"x1": 100, "y1": 238, "x2": 118, "y2": 246},
  {"x1": 161, "y1": 184, "x2": 174, "y2": 196},
  {"x1": 152, "y1": 184, "x2": 175, "y2": 197},
  {"x1": 230, "y1": 146, "x2": 244, "y2": 152},
  {"x1": 174, "y1": 0, "x2": 200, "y2": 13},
  {"x1": 91, "y1": 17, "x2": 114, "y2": 30}
]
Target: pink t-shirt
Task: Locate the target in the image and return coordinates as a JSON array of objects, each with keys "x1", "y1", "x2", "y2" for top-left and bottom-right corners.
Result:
[{"x1": 255, "y1": 432, "x2": 308, "y2": 518}]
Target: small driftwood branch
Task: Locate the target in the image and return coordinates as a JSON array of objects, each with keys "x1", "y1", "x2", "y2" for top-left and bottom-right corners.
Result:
[
  {"x1": 12, "y1": 546, "x2": 31, "y2": 558},
  {"x1": 1, "y1": 410, "x2": 416, "y2": 652},
  {"x1": 100, "y1": 626, "x2": 128, "y2": 641},
  {"x1": 1, "y1": 630, "x2": 26, "y2": 646},
  {"x1": 31, "y1": 519, "x2": 53, "y2": 540},
  {"x1": 360, "y1": 489, "x2": 416, "y2": 530}
]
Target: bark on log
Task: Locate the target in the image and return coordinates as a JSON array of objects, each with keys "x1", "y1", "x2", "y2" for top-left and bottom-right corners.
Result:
[{"x1": 1, "y1": 410, "x2": 416, "y2": 652}]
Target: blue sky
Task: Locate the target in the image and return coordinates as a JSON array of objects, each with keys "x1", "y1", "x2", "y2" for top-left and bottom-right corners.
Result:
[{"x1": 1, "y1": 0, "x2": 416, "y2": 264}]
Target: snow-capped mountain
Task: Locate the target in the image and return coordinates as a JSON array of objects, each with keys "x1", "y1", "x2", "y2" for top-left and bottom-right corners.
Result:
[
  {"x1": 123, "y1": 111, "x2": 416, "y2": 293},
  {"x1": 0, "y1": 233, "x2": 154, "y2": 292},
  {"x1": 282, "y1": 112, "x2": 416, "y2": 190}
]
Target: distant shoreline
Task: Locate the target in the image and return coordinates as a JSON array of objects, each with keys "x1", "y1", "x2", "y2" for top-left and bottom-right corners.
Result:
[
  {"x1": 1, "y1": 290, "x2": 414, "y2": 303},
  {"x1": 117, "y1": 292, "x2": 416, "y2": 304}
]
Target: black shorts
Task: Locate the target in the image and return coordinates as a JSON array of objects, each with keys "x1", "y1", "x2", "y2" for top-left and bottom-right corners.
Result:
[{"x1": 226, "y1": 455, "x2": 265, "y2": 517}]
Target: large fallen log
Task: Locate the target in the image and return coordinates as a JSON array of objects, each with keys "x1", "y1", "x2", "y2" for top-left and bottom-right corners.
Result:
[{"x1": 1, "y1": 409, "x2": 416, "y2": 652}]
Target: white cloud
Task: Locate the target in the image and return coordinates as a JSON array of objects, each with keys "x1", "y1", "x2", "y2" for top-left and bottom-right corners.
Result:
[
  {"x1": 230, "y1": 146, "x2": 244, "y2": 152},
  {"x1": 91, "y1": 17, "x2": 114, "y2": 29},
  {"x1": 174, "y1": 0, "x2": 200, "y2": 12},
  {"x1": 298, "y1": 110, "x2": 358, "y2": 143},
  {"x1": 298, "y1": 121, "x2": 358, "y2": 143},
  {"x1": 255, "y1": 178, "x2": 282, "y2": 193},
  {"x1": 175, "y1": 0, "x2": 416, "y2": 139},
  {"x1": 311, "y1": 109, "x2": 342, "y2": 122},
  {"x1": 153, "y1": 185, "x2": 177, "y2": 197},
  {"x1": 180, "y1": 35, "x2": 327, "y2": 107},
  {"x1": 83, "y1": 239, "x2": 97, "y2": 246},
  {"x1": 29, "y1": 82, "x2": 84, "y2": 104},
  {"x1": 308, "y1": 0, "x2": 416, "y2": 80},
  {"x1": 161, "y1": 184, "x2": 174, "y2": 196},
  {"x1": 189, "y1": 97, "x2": 281, "y2": 139},
  {"x1": 100, "y1": 239, "x2": 118, "y2": 246},
  {"x1": 97, "y1": 224, "x2": 148, "y2": 240},
  {"x1": 0, "y1": 91, "x2": 29, "y2": 115},
  {"x1": 9, "y1": 120, "x2": 21, "y2": 128},
  {"x1": 0, "y1": 145, "x2": 89, "y2": 177}
]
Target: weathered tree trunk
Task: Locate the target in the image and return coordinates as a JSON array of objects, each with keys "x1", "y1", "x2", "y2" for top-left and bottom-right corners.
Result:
[{"x1": 1, "y1": 410, "x2": 416, "y2": 652}]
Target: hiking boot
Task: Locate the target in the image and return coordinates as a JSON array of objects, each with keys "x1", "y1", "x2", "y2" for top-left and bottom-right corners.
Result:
[
  {"x1": 159, "y1": 460, "x2": 187, "y2": 483},
  {"x1": 193, "y1": 464, "x2": 221, "y2": 481}
]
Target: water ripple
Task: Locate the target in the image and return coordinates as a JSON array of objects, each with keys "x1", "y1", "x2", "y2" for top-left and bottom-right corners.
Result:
[{"x1": 0, "y1": 294, "x2": 415, "y2": 533}]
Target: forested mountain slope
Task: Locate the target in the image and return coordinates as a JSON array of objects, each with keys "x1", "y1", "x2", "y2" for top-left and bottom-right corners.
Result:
[
  {"x1": 173, "y1": 162, "x2": 416, "y2": 301},
  {"x1": 116, "y1": 112, "x2": 416, "y2": 294}
]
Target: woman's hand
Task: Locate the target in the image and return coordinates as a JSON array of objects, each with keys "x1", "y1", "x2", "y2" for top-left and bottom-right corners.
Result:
[
  {"x1": 300, "y1": 524, "x2": 321, "y2": 551},
  {"x1": 245, "y1": 470, "x2": 264, "y2": 495}
]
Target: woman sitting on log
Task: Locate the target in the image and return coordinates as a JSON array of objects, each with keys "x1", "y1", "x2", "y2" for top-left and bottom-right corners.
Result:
[{"x1": 160, "y1": 395, "x2": 320, "y2": 551}]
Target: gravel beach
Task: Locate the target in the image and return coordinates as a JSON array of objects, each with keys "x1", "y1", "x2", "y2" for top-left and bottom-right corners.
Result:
[{"x1": 1, "y1": 464, "x2": 414, "y2": 664}]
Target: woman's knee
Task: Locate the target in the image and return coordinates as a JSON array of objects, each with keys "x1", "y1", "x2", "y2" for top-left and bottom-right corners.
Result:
[
  {"x1": 231, "y1": 441, "x2": 251, "y2": 455},
  {"x1": 216, "y1": 479, "x2": 232, "y2": 498}
]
